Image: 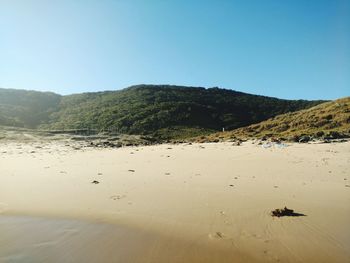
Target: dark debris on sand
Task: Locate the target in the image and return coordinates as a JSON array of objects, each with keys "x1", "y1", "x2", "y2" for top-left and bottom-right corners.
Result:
[{"x1": 271, "y1": 207, "x2": 306, "y2": 217}]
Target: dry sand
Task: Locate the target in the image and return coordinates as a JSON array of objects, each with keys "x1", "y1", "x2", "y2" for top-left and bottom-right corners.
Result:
[{"x1": 0, "y1": 141, "x2": 349, "y2": 262}]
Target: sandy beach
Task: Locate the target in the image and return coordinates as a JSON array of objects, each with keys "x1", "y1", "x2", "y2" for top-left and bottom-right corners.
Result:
[{"x1": 1, "y1": 141, "x2": 349, "y2": 262}]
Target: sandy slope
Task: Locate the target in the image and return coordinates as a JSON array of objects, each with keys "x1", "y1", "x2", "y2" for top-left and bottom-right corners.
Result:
[{"x1": 0, "y1": 141, "x2": 349, "y2": 262}]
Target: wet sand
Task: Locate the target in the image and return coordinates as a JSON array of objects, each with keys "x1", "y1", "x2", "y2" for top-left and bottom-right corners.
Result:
[
  {"x1": 1, "y1": 215, "x2": 252, "y2": 263},
  {"x1": 1, "y1": 141, "x2": 349, "y2": 262}
]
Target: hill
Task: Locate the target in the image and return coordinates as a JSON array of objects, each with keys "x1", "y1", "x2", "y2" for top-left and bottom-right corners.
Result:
[
  {"x1": 42, "y1": 85, "x2": 324, "y2": 138},
  {"x1": 1, "y1": 85, "x2": 325, "y2": 139},
  {"x1": 198, "y1": 97, "x2": 350, "y2": 142},
  {"x1": 0, "y1": 88, "x2": 61, "y2": 128}
]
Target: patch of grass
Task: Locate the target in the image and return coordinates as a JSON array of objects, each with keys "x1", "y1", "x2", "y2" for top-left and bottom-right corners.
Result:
[{"x1": 194, "y1": 97, "x2": 350, "y2": 142}]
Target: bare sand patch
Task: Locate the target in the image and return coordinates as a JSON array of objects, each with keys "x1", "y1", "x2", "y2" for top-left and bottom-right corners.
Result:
[{"x1": 1, "y1": 141, "x2": 349, "y2": 262}]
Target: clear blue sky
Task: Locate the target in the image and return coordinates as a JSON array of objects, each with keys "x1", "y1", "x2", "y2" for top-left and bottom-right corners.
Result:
[{"x1": 0, "y1": 0, "x2": 349, "y2": 100}]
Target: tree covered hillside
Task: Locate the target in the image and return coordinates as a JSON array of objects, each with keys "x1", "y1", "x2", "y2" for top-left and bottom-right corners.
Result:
[
  {"x1": 0, "y1": 85, "x2": 325, "y2": 138},
  {"x1": 0, "y1": 88, "x2": 61, "y2": 128},
  {"x1": 41, "y1": 85, "x2": 324, "y2": 137}
]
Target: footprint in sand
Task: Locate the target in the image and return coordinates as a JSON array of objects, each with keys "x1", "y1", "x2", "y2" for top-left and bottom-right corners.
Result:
[
  {"x1": 209, "y1": 232, "x2": 225, "y2": 239},
  {"x1": 128, "y1": 169, "x2": 135, "y2": 172},
  {"x1": 216, "y1": 232, "x2": 224, "y2": 238},
  {"x1": 110, "y1": 195, "x2": 126, "y2": 200}
]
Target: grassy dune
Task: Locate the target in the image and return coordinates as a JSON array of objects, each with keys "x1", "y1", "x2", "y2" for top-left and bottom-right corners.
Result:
[{"x1": 195, "y1": 97, "x2": 350, "y2": 142}]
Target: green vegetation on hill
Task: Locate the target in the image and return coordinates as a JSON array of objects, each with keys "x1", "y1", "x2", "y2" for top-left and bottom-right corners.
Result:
[
  {"x1": 199, "y1": 97, "x2": 350, "y2": 142},
  {"x1": 43, "y1": 85, "x2": 323, "y2": 138},
  {"x1": 0, "y1": 88, "x2": 61, "y2": 128},
  {"x1": 1, "y1": 85, "x2": 324, "y2": 139}
]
